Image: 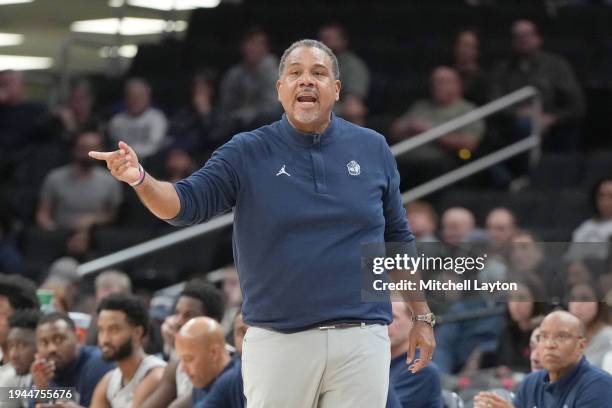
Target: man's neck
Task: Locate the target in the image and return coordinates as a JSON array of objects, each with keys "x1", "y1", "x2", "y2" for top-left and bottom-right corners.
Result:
[
  {"x1": 118, "y1": 348, "x2": 146, "y2": 384},
  {"x1": 287, "y1": 115, "x2": 331, "y2": 135},
  {"x1": 213, "y1": 352, "x2": 232, "y2": 380},
  {"x1": 434, "y1": 98, "x2": 459, "y2": 108},
  {"x1": 548, "y1": 359, "x2": 581, "y2": 383}
]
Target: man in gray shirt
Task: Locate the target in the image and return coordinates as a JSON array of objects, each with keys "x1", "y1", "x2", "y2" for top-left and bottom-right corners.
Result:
[
  {"x1": 219, "y1": 28, "x2": 281, "y2": 130},
  {"x1": 36, "y1": 130, "x2": 122, "y2": 232},
  {"x1": 491, "y1": 19, "x2": 585, "y2": 151}
]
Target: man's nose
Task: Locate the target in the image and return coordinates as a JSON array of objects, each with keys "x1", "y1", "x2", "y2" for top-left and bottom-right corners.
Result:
[{"x1": 298, "y1": 72, "x2": 315, "y2": 86}]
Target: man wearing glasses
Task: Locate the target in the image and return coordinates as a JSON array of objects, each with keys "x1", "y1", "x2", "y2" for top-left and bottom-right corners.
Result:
[{"x1": 475, "y1": 310, "x2": 612, "y2": 408}]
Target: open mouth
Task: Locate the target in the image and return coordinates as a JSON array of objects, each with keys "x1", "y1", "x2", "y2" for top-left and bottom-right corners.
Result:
[{"x1": 296, "y1": 95, "x2": 317, "y2": 105}]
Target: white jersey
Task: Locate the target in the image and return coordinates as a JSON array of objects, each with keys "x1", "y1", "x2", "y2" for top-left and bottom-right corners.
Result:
[
  {"x1": 106, "y1": 355, "x2": 166, "y2": 408},
  {"x1": 175, "y1": 362, "x2": 193, "y2": 399}
]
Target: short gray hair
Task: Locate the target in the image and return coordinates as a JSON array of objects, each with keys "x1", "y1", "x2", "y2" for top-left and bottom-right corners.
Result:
[{"x1": 278, "y1": 39, "x2": 340, "y2": 80}]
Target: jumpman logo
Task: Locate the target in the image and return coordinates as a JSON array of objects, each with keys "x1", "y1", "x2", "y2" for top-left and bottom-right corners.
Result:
[{"x1": 276, "y1": 165, "x2": 291, "y2": 177}]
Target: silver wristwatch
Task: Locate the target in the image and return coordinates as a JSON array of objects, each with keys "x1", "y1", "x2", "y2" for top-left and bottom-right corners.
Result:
[{"x1": 412, "y1": 312, "x2": 436, "y2": 327}]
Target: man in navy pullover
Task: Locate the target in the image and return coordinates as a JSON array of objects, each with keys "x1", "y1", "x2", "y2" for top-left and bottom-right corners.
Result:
[
  {"x1": 90, "y1": 38, "x2": 435, "y2": 408},
  {"x1": 475, "y1": 310, "x2": 612, "y2": 408}
]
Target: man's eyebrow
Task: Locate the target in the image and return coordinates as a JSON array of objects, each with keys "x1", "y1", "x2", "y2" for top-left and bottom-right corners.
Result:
[{"x1": 286, "y1": 62, "x2": 329, "y2": 70}]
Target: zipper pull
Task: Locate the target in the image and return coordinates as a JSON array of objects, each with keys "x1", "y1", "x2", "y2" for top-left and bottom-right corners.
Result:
[{"x1": 313, "y1": 134, "x2": 321, "y2": 145}]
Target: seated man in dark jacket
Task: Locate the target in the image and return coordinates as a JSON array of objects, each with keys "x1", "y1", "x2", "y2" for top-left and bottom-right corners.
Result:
[
  {"x1": 475, "y1": 310, "x2": 612, "y2": 408},
  {"x1": 31, "y1": 313, "x2": 114, "y2": 407}
]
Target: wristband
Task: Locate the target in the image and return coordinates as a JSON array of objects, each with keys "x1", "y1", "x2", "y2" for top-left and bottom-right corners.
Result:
[{"x1": 129, "y1": 164, "x2": 146, "y2": 187}]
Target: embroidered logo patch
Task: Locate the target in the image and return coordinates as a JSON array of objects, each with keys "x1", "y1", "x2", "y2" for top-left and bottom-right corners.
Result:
[{"x1": 347, "y1": 160, "x2": 361, "y2": 176}]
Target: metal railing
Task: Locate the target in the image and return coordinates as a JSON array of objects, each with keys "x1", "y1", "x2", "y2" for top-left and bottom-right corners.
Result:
[{"x1": 77, "y1": 86, "x2": 541, "y2": 276}]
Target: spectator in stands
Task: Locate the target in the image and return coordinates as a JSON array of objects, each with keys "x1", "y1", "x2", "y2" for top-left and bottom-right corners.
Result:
[
  {"x1": 441, "y1": 207, "x2": 482, "y2": 246},
  {"x1": 386, "y1": 301, "x2": 443, "y2": 408},
  {"x1": 204, "y1": 312, "x2": 248, "y2": 408},
  {"x1": 507, "y1": 231, "x2": 561, "y2": 300},
  {"x1": 486, "y1": 207, "x2": 518, "y2": 257},
  {"x1": 0, "y1": 215, "x2": 24, "y2": 274},
  {"x1": 433, "y1": 293, "x2": 504, "y2": 374},
  {"x1": 568, "y1": 282, "x2": 612, "y2": 369},
  {"x1": 490, "y1": 280, "x2": 546, "y2": 373},
  {"x1": 174, "y1": 317, "x2": 236, "y2": 407},
  {"x1": 37, "y1": 129, "x2": 123, "y2": 232},
  {"x1": 491, "y1": 19, "x2": 585, "y2": 151},
  {"x1": 0, "y1": 70, "x2": 47, "y2": 178},
  {"x1": 219, "y1": 28, "x2": 280, "y2": 131},
  {"x1": 167, "y1": 71, "x2": 225, "y2": 159},
  {"x1": 40, "y1": 257, "x2": 81, "y2": 312},
  {"x1": 318, "y1": 22, "x2": 370, "y2": 124},
  {"x1": 530, "y1": 326, "x2": 543, "y2": 371},
  {"x1": 85, "y1": 269, "x2": 132, "y2": 346},
  {"x1": 0, "y1": 274, "x2": 39, "y2": 366},
  {"x1": 32, "y1": 312, "x2": 114, "y2": 407},
  {"x1": 475, "y1": 311, "x2": 612, "y2": 408},
  {"x1": 91, "y1": 293, "x2": 166, "y2": 408},
  {"x1": 51, "y1": 79, "x2": 100, "y2": 143},
  {"x1": 453, "y1": 28, "x2": 490, "y2": 106},
  {"x1": 163, "y1": 147, "x2": 197, "y2": 184},
  {"x1": 486, "y1": 207, "x2": 518, "y2": 247},
  {"x1": 95, "y1": 270, "x2": 132, "y2": 303},
  {"x1": 405, "y1": 201, "x2": 438, "y2": 242},
  {"x1": 141, "y1": 280, "x2": 225, "y2": 408},
  {"x1": 36, "y1": 130, "x2": 123, "y2": 259},
  {"x1": 567, "y1": 177, "x2": 612, "y2": 260},
  {"x1": 108, "y1": 78, "x2": 168, "y2": 160},
  {"x1": 0, "y1": 309, "x2": 39, "y2": 395},
  {"x1": 391, "y1": 66, "x2": 485, "y2": 184}
]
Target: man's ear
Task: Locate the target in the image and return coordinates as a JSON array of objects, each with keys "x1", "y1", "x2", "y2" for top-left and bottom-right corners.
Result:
[
  {"x1": 276, "y1": 79, "x2": 282, "y2": 102},
  {"x1": 334, "y1": 80, "x2": 341, "y2": 102},
  {"x1": 134, "y1": 325, "x2": 145, "y2": 340},
  {"x1": 577, "y1": 337, "x2": 587, "y2": 352}
]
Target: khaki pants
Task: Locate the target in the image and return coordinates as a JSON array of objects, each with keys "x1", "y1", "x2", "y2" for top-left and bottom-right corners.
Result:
[{"x1": 242, "y1": 324, "x2": 390, "y2": 408}]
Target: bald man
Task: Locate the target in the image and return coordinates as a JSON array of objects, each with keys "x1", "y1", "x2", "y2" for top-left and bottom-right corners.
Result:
[
  {"x1": 204, "y1": 312, "x2": 248, "y2": 408},
  {"x1": 174, "y1": 317, "x2": 237, "y2": 407},
  {"x1": 475, "y1": 311, "x2": 612, "y2": 408}
]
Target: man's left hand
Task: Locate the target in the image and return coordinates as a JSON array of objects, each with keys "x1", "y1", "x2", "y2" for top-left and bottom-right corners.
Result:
[{"x1": 406, "y1": 320, "x2": 436, "y2": 373}]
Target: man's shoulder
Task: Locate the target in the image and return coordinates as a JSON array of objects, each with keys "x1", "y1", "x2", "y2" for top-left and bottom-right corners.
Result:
[
  {"x1": 579, "y1": 362, "x2": 612, "y2": 386},
  {"x1": 454, "y1": 98, "x2": 478, "y2": 112},
  {"x1": 537, "y1": 50, "x2": 572, "y2": 67},
  {"x1": 336, "y1": 117, "x2": 388, "y2": 144},
  {"x1": 80, "y1": 346, "x2": 115, "y2": 371},
  {"x1": 518, "y1": 369, "x2": 547, "y2": 390},
  {"x1": 44, "y1": 165, "x2": 72, "y2": 183},
  {"x1": 338, "y1": 51, "x2": 367, "y2": 66},
  {"x1": 215, "y1": 359, "x2": 242, "y2": 387},
  {"x1": 142, "y1": 107, "x2": 167, "y2": 122},
  {"x1": 229, "y1": 120, "x2": 283, "y2": 148}
]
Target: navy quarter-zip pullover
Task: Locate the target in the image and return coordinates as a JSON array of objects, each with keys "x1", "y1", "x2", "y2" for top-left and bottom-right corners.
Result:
[
  {"x1": 513, "y1": 356, "x2": 612, "y2": 407},
  {"x1": 168, "y1": 113, "x2": 415, "y2": 331}
]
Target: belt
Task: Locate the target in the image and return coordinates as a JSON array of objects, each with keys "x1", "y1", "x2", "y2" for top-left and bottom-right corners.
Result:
[{"x1": 317, "y1": 322, "x2": 378, "y2": 330}]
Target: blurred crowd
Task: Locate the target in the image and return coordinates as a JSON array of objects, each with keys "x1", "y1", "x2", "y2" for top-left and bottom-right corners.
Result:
[{"x1": 0, "y1": 10, "x2": 611, "y2": 408}]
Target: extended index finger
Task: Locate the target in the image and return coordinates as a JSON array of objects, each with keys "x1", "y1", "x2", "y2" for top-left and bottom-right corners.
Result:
[{"x1": 88, "y1": 150, "x2": 115, "y2": 161}]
